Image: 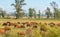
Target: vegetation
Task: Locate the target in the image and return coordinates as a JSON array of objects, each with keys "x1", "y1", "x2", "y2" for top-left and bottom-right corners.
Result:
[
  {"x1": 11, "y1": 0, "x2": 26, "y2": 19},
  {"x1": 0, "y1": 20, "x2": 60, "y2": 37},
  {"x1": 0, "y1": 0, "x2": 60, "y2": 37},
  {"x1": 0, "y1": 8, "x2": 6, "y2": 18},
  {"x1": 0, "y1": 1, "x2": 60, "y2": 19},
  {"x1": 45, "y1": 7, "x2": 52, "y2": 19},
  {"x1": 50, "y1": 1, "x2": 60, "y2": 19},
  {"x1": 38, "y1": 10, "x2": 41, "y2": 19}
]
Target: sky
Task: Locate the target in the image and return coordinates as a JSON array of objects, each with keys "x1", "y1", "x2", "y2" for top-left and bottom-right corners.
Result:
[{"x1": 0, "y1": 0, "x2": 60, "y2": 13}]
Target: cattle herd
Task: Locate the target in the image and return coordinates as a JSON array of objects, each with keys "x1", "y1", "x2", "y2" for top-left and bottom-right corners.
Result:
[{"x1": 0, "y1": 21, "x2": 60, "y2": 37}]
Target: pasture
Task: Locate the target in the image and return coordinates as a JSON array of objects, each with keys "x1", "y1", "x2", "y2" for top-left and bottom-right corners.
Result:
[{"x1": 0, "y1": 19, "x2": 60, "y2": 37}]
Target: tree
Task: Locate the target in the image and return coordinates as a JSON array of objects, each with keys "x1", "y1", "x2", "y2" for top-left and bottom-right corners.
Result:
[
  {"x1": 38, "y1": 10, "x2": 41, "y2": 19},
  {"x1": 1, "y1": 11, "x2": 6, "y2": 18},
  {"x1": 29, "y1": 8, "x2": 34, "y2": 18},
  {"x1": 50, "y1": 1, "x2": 60, "y2": 19},
  {"x1": 0, "y1": 8, "x2": 6, "y2": 18},
  {"x1": 11, "y1": 0, "x2": 26, "y2": 19},
  {"x1": 33, "y1": 8, "x2": 36, "y2": 18},
  {"x1": 19, "y1": 11, "x2": 25, "y2": 17},
  {"x1": 45, "y1": 7, "x2": 52, "y2": 18}
]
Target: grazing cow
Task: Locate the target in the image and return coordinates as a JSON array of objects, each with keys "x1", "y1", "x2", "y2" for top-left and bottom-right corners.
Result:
[
  {"x1": 33, "y1": 25, "x2": 37, "y2": 28},
  {"x1": 2, "y1": 23, "x2": 7, "y2": 26},
  {"x1": 44, "y1": 23, "x2": 47, "y2": 25},
  {"x1": 48, "y1": 22, "x2": 55, "y2": 27},
  {"x1": 24, "y1": 22, "x2": 31, "y2": 27},
  {"x1": 14, "y1": 24, "x2": 20, "y2": 28},
  {"x1": 0, "y1": 28, "x2": 6, "y2": 34},
  {"x1": 39, "y1": 22, "x2": 42, "y2": 24},
  {"x1": 18, "y1": 32, "x2": 25, "y2": 35},
  {"x1": 27, "y1": 23, "x2": 31, "y2": 27},
  {"x1": 21, "y1": 22, "x2": 26, "y2": 25},
  {"x1": 8, "y1": 22, "x2": 17, "y2": 26},
  {"x1": 14, "y1": 24, "x2": 18, "y2": 28},
  {"x1": 40, "y1": 25, "x2": 47, "y2": 32},
  {"x1": 6, "y1": 22, "x2": 11, "y2": 26},
  {"x1": 2, "y1": 22, "x2": 11, "y2": 26},
  {"x1": 40, "y1": 25, "x2": 48, "y2": 37},
  {"x1": 57, "y1": 23, "x2": 60, "y2": 26},
  {"x1": 14, "y1": 24, "x2": 25, "y2": 28},
  {"x1": 15, "y1": 25, "x2": 20, "y2": 28},
  {"x1": 29, "y1": 22, "x2": 38, "y2": 28},
  {"x1": 17, "y1": 22, "x2": 20, "y2": 24},
  {"x1": 30, "y1": 22, "x2": 38, "y2": 25},
  {"x1": 20, "y1": 25, "x2": 25, "y2": 28}
]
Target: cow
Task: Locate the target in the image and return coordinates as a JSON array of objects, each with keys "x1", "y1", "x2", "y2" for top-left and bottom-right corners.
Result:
[
  {"x1": 57, "y1": 23, "x2": 60, "y2": 26},
  {"x1": 48, "y1": 22, "x2": 55, "y2": 27},
  {"x1": 2, "y1": 22, "x2": 11, "y2": 26},
  {"x1": 0, "y1": 28, "x2": 6, "y2": 34},
  {"x1": 18, "y1": 32, "x2": 26, "y2": 36}
]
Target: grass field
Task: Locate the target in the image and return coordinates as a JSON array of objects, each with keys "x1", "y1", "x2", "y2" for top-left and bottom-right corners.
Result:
[
  {"x1": 0, "y1": 19, "x2": 60, "y2": 37},
  {"x1": 0, "y1": 19, "x2": 60, "y2": 25}
]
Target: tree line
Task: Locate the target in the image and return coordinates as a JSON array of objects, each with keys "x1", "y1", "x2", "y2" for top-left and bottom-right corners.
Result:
[{"x1": 0, "y1": 0, "x2": 60, "y2": 19}]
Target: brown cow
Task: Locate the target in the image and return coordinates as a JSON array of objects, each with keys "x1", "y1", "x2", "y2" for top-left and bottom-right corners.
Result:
[
  {"x1": 40, "y1": 25, "x2": 47, "y2": 32},
  {"x1": 2, "y1": 22, "x2": 11, "y2": 26},
  {"x1": 57, "y1": 23, "x2": 60, "y2": 26},
  {"x1": 18, "y1": 32, "x2": 26, "y2": 35},
  {"x1": 0, "y1": 28, "x2": 6, "y2": 34},
  {"x1": 2, "y1": 23, "x2": 7, "y2": 26},
  {"x1": 48, "y1": 22, "x2": 55, "y2": 27}
]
